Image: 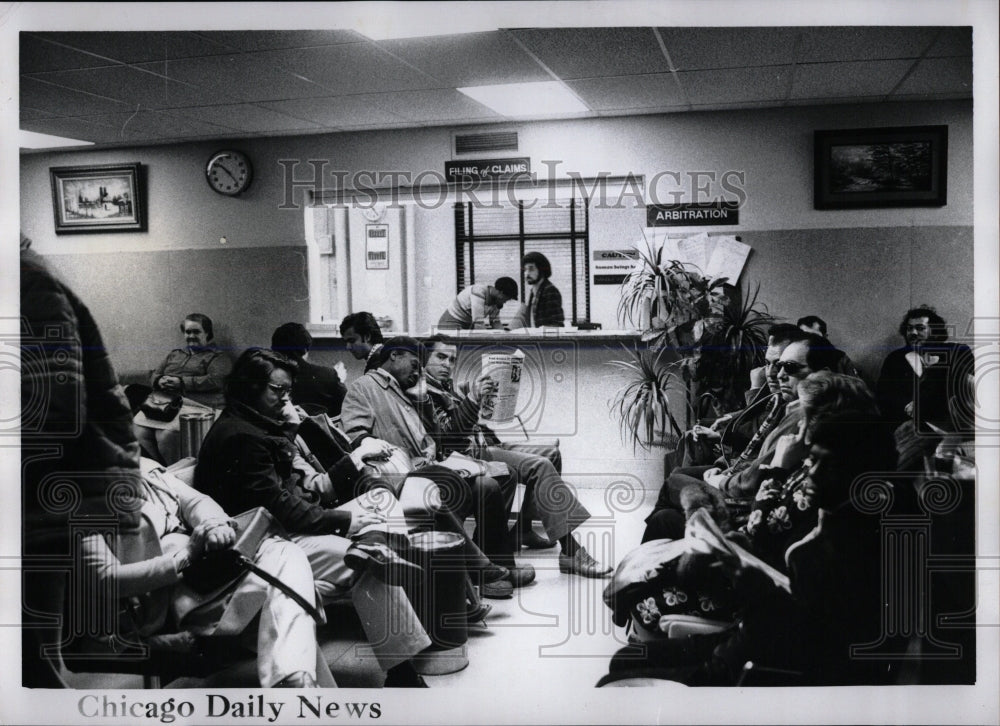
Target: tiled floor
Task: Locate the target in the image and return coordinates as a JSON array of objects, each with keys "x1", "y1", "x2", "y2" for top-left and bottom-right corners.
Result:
[{"x1": 61, "y1": 485, "x2": 658, "y2": 690}]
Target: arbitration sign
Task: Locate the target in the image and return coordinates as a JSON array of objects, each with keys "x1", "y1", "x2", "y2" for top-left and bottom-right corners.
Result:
[
  {"x1": 445, "y1": 157, "x2": 531, "y2": 182},
  {"x1": 647, "y1": 201, "x2": 740, "y2": 226}
]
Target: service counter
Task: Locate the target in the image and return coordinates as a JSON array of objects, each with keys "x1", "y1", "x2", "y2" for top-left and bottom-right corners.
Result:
[{"x1": 307, "y1": 326, "x2": 662, "y2": 493}]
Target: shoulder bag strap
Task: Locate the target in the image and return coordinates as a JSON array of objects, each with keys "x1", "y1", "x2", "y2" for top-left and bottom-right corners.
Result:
[{"x1": 237, "y1": 556, "x2": 325, "y2": 625}]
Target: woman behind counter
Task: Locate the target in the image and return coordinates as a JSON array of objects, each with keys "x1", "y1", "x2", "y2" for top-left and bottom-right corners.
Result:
[{"x1": 134, "y1": 313, "x2": 232, "y2": 464}]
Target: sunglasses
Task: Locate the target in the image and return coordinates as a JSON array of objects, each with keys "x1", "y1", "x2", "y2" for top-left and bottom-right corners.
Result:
[{"x1": 773, "y1": 360, "x2": 808, "y2": 376}]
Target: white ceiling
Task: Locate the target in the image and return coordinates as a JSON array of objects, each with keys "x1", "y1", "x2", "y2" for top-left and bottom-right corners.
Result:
[{"x1": 19, "y1": 27, "x2": 972, "y2": 149}]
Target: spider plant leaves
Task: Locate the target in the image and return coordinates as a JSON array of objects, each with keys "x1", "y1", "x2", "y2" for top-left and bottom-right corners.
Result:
[{"x1": 608, "y1": 345, "x2": 682, "y2": 451}]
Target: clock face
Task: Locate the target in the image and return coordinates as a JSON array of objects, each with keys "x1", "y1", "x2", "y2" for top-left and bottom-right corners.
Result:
[{"x1": 206, "y1": 150, "x2": 252, "y2": 196}]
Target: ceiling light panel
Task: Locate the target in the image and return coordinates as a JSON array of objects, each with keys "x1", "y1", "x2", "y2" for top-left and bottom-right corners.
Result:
[{"x1": 458, "y1": 81, "x2": 589, "y2": 117}]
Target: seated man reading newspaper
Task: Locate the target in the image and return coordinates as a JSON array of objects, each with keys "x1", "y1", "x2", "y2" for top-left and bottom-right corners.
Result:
[{"x1": 416, "y1": 335, "x2": 612, "y2": 579}]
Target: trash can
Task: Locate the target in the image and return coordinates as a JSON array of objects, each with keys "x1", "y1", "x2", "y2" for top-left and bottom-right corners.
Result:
[
  {"x1": 179, "y1": 412, "x2": 215, "y2": 459},
  {"x1": 406, "y1": 531, "x2": 469, "y2": 675}
]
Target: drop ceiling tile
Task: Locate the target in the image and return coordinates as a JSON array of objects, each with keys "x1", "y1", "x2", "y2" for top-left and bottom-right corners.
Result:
[
  {"x1": 791, "y1": 59, "x2": 913, "y2": 99},
  {"x1": 201, "y1": 30, "x2": 366, "y2": 51},
  {"x1": 786, "y1": 96, "x2": 884, "y2": 107},
  {"x1": 894, "y1": 57, "x2": 972, "y2": 96},
  {"x1": 25, "y1": 66, "x2": 175, "y2": 107},
  {"x1": 255, "y1": 44, "x2": 443, "y2": 94},
  {"x1": 596, "y1": 106, "x2": 686, "y2": 118},
  {"x1": 20, "y1": 33, "x2": 114, "y2": 73},
  {"x1": 567, "y1": 73, "x2": 685, "y2": 110},
  {"x1": 338, "y1": 120, "x2": 416, "y2": 132},
  {"x1": 796, "y1": 27, "x2": 937, "y2": 62},
  {"x1": 890, "y1": 92, "x2": 973, "y2": 103},
  {"x1": 360, "y1": 89, "x2": 502, "y2": 122},
  {"x1": 377, "y1": 32, "x2": 550, "y2": 86},
  {"x1": 676, "y1": 66, "x2": 792, "y2": 105},
  {"x1": 135, "y1": 55, "x2": 326, "y2": 102},
  {"x1": 176, "y1": 104, "x2": 323, "y2": 133},
  {"x1": 78, "y1": 110, "x2": 236, "y2": 141},
  {"x1": 259, "y1": 96, "x2": 405, "y2": 128},
  {"x1": 19, "y1": 106, "x2": 59, "y2": 122},
  {"x1": 28, "y1": 32, "x2": 232, "y2": 64},
  {"x1": 690, "y1": 100, "x2": 787, "y2": 112},
  {"x1": 657, "y1": 27, "x2": 801, "y2": 70},
  {"x1": 510, "y1": 28, "x2": 669, "y2": 79},
  {"x1": 925, "y1": 27, "x2": 972, "y2": 57},
  {"x1": 20, "y1": 77, "x2": 130, "y2": 116}
]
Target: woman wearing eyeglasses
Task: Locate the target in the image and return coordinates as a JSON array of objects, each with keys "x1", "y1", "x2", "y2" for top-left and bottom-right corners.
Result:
[
  {"x1": 134, "y1": 313, "x2": 232, "y2": 464},
  {"x1": 194, "y1": 348, "x2": 438, "y2": 687}
]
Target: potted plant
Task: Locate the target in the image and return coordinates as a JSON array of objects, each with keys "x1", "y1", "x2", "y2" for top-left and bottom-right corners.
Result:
[
  {"x1": 607, "y1": 345, "x2": 686, "y2": 452},
  {"x1": 617, "y1": 235, "x2": 729, "y2": 353},
  {"x1": 609, "y1": 232, "x2": 776, "y2": 451},
  {"x1": 611, "y1": 234, "x2": 728, "y2": 442}
]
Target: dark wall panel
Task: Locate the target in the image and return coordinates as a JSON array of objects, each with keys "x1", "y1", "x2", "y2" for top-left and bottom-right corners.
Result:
[
  {"x1": 738, "y1": 226, "x2": 974, "y2": 381},
  {"x1": 43, "y1": 245, "x2": 310, "y2": 381}
]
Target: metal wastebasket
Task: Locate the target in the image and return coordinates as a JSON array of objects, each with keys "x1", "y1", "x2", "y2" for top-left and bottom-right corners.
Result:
[
  {"x1": 179, "y1": 411, "x2": 215, "y2": 459},
  {"x1": 406, "y1": 530, "x2": 469, "y2": 675}
]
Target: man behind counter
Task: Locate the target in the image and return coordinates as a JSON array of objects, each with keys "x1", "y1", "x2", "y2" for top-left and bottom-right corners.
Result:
[{"x1": 510, "y1": 251, "x2": 564, "y2": 328}]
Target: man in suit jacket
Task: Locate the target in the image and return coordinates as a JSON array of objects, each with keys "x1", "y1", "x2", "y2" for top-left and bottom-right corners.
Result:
[
  {"x1": 644, "y1": 333, "x2": 845, "y2": 541},
  {"x1": 510, "y1": 251, "x2": 565, "y2": 328},
  {"x1": 272, "y1": 322, "x2": 347, "y2": 416}
]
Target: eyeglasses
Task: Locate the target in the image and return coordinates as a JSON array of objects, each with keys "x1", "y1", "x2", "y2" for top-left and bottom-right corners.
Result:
[
  {"x1": 266, "y1": 382, "x2": 293, "y2": 396},
  {"x1": 773, "y1": 360, "x2": 808, "y2": 376}
]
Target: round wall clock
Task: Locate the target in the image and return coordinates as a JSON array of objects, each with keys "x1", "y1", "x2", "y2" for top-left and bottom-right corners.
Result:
[{"x1": 206, "y1": 150, "x2": 253, "y2": 196}]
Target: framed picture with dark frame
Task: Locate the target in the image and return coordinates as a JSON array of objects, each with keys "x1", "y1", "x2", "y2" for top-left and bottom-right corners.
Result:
[
  {"x1": 814, "y1": 125, "x2": 947, "y2": 209},
  {"x1": 49, "y1": 163, "x2": 146, "y2": 233}
]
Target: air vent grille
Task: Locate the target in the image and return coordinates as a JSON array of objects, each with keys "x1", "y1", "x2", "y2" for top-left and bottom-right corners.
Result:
[{"x1": 455, "y1": 131, "x2": 519, "y2": 154}]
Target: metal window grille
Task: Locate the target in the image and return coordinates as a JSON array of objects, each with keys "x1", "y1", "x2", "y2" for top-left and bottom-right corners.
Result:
[{"x1": 454, "y1": 199, "x2": 590, "y2": 325}]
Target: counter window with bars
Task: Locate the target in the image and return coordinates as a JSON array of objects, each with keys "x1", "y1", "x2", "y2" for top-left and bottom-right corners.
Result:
[{"x1": 454, "y1": 199, "x2": 590, "y2": 325}]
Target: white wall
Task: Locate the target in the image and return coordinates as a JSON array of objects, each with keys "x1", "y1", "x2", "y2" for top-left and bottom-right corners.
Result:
[{"x1": 20, "y1": 99, "x2": 974, "y2": 488}]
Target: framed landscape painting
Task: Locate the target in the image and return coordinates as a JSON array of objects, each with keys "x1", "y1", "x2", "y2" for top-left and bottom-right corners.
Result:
[
  {"x1": 814, "y1": 126, "x2": 948, "y2": 209},
  {"x1": 49, "y1": 163, "x2": 146, "y2": 233}
]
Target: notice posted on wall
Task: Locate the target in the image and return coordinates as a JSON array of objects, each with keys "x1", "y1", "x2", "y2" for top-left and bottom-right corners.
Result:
[
  {"x1": 648, "y1": 231, "x2": 751, "y2": 284},
  {"x1": 478, "y1": 349, "x2": 524, "y2": 425}
]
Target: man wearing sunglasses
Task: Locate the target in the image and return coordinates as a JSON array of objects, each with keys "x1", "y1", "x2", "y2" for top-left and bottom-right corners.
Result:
[
  {"x1": 701, "y1": 333, "x2": 844, "y2": 498},
  {"x1": 684, "y1": 323, "x2": 805, "y2": 466},
  {"x1": 643, "y1": 331, "x2": 843, "y2": 541}
]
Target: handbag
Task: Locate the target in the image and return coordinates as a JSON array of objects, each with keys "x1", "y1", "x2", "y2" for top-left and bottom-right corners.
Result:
[
  {"x1": 140, "y1": 390, "x2": 183, "y2": 422},
  {"x1": 180, "y1": 507, "x2": 323, "y2": 624}
]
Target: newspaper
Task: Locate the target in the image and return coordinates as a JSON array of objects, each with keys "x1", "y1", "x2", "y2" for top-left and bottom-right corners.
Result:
[{"x1": 478, "y1": 349, "x2": 525, "y2": 425}]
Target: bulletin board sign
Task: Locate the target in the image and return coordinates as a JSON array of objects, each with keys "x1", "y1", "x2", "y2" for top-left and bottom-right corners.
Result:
[{"x1": 365, "y1": 224, "x2": 389, "y2": 269}]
